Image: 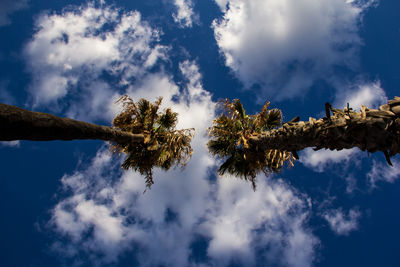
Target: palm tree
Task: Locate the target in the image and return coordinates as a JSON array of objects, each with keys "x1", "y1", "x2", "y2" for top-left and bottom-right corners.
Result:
[
  {"x1": 0, "y1": 96, "x2": 194, "y2": 190},
  {"x1": 207, "y1": 99, "x2": 295, "y2": 190},
  {"x1": 110, "y1": 95, "x2": 194, "y2": 189},
  {"x1": 208, "y1": 97, "x2": 400, "y2": 189}
]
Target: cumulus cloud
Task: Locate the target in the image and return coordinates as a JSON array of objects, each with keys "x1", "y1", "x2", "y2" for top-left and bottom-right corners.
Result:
[
  {"x1": 323, "y1": 208, "x2": 361, "y2": 235},
  {"x1": 212, "y1": 0, "x2": 375, "y2": 101},
  {"x1": 0, "y1": 0, "x2": 28, "y2": 27},
  {"x1": 51, "y1": 153, "x2": 318, "y2": 266},
  {"x1": 206, "y1": 177, "x2": 317, "y2": 267},
  {"x1": 49, "y1": 59, "x2": 318, "y2": 266},
  {"x1": 367, "y1": 159, "x2": 400, "y2": 189},
  {"x1": 172, "y1": 0, "x2": 199, "y2": 28},
  {"x1": 24, "y1": 4, "x2": 168, "y2": 117}
]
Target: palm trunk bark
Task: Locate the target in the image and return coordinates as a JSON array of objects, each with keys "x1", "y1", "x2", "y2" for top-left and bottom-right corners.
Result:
[
  {"x1": 249, "y1": 97, "x2": 400, "y2": 164},
  {"x1": 0, "y1": 103, "x2": 144, "y2": 144}
]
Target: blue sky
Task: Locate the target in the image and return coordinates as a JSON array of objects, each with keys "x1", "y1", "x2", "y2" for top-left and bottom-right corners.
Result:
[{"x1": 0, "y1": 0, "x2": 400, "y2": 266}]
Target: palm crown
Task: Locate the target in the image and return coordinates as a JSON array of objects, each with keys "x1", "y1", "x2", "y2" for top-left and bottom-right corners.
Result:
[
  {"x1": 207, "y1": 99, "x2": 295, "y2": 190},
  {"x1": 111, "y1": 95, "x2": 194, "y2": 190}
]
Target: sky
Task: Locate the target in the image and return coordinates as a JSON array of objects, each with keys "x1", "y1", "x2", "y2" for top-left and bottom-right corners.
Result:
[{"x1": 0, "y1": 0, "x2": 400, "y2": 266}]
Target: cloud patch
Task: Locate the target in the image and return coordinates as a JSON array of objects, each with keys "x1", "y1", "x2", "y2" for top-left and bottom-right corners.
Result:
[
  {"x1": 323, "y1": 207, "x2": 361, "y2": 235},
  {"x1": 300, "y1": 148, "x2": 359, "y2": 173},
  {"x1": 367, "y1": 159, "x2": 400, "y2": 189},
  {"x1": 172, "y1": 0, "x2": 199, "y2": 28},
  {"x1": 24, "y1": 4, "x2": 168, "y2": 117},
  {"x1": 205, "y1": 177, "x2": 318, "y2": 267},
  {"x1": 212, "y1": 0, "x2": 375, "y2": 101},
  {"x1": 51, "y1": 152, "x2": 318, "y2": 266}
]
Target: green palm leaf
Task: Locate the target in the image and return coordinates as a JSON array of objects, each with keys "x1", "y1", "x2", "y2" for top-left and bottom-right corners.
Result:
[{"x1": 208, "y1": 99, "x2": 294, "y2": 190}]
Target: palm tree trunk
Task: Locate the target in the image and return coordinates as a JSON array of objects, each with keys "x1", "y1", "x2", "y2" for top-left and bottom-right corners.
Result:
[
  {"x1": 0, "y1": 103, "x2": 144, "y2": 144},
  {"x1": 249, "y1": 97, "x2": 400, "y2": 164}
]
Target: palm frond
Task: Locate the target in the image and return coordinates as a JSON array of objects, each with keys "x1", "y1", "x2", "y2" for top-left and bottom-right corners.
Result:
[
  {"x1": 233, "y1": 99, "x2": 246, "y2": 120},
  {"x1": 111, "y1": 95, "x2": 194, "y2": 190},
  {"x1": 207, "y1": 98, "x2": 294, "y2": 190},
  {"x1": 158, "y1": 108, "x2": 178, "y2": 130},
  {"x1": 264, "y1": 109, "x2": 282, "y2": 130}
]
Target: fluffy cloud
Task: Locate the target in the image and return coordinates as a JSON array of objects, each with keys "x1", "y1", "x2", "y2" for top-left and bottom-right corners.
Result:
[
  {"x1": 323, "y1": 208, "x2": 361, "y2": 235},
  {"x1": 51, "y1": 153, "x2": 318, "y2": 266},
  {"x1": 49, "y1": 59, "x2": 318, "y2": 266},
  {"x1": 24, "y1": 4, "x2": 168, "y2": 117},
  {"x1": 212, "y1": 0, "x2": 375, "y2": 101},
  {"x1": 172, "y1": 0, "x2": 199, "y2": 28},
  {"x1": 206, "y1": 177, "x2": 317, "y2": 267},
  {"x1": 0, "y1": 0, "x2": 28, "y2": 27},
  {"x1": 367, "y1": 159, "x2": 400, "y2": 189}
]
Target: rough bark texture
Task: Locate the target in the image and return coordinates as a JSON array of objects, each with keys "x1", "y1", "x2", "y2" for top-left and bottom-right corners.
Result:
[
  {"x1": 0, "y1": 103, "x2": 144, "y2": 144},
  {"x1": 249, "y1": 97, "x2": 400, "y2": 164}
]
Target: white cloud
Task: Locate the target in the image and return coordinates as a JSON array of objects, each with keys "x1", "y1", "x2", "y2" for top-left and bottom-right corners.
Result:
[
  {"x1": 206, "y1": 177, "x2": 318, "y2": 267},
  {"x1": 49, "y1": 59, "x2": 318, "y2": 266},
  {"x1": 334, "y1": 80, "x2": 387, "y2": 110},
  {"x1": 172, "y1": 0, "x2": 199, "y2": 28},
  {"x1": 51, "y1": 152, "x2": 318, "y2": 266},
  {"x1": 300, "y1": 147, "x2": 359, "y2": 172},
  {"x1": 24, "y1": 4, "x2": 168, "y2": 117},
  {"x1": 214, "y1": 0, "x2": 229, "y2": 10},
  {"x1": 367, "y1": 159, "x2": 400, "y2": 189},
  {"x1": 212, "y1": 0, "x2": 375, "y2": 101},
  {"x1": 323, "y1": 207, "x2": 361, "y2": 235},
  {"x1": 0, "y1": 0, "x2": 28, "y2": 27}
]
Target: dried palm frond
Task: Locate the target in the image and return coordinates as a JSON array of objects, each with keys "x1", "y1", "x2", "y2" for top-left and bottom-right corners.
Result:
[
  {"x1": 207, "y1": 99, "x2": 295, "y2": 190},
  {"x1": 111, "y1": 95, "x2": 194, "y2": 191}
]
